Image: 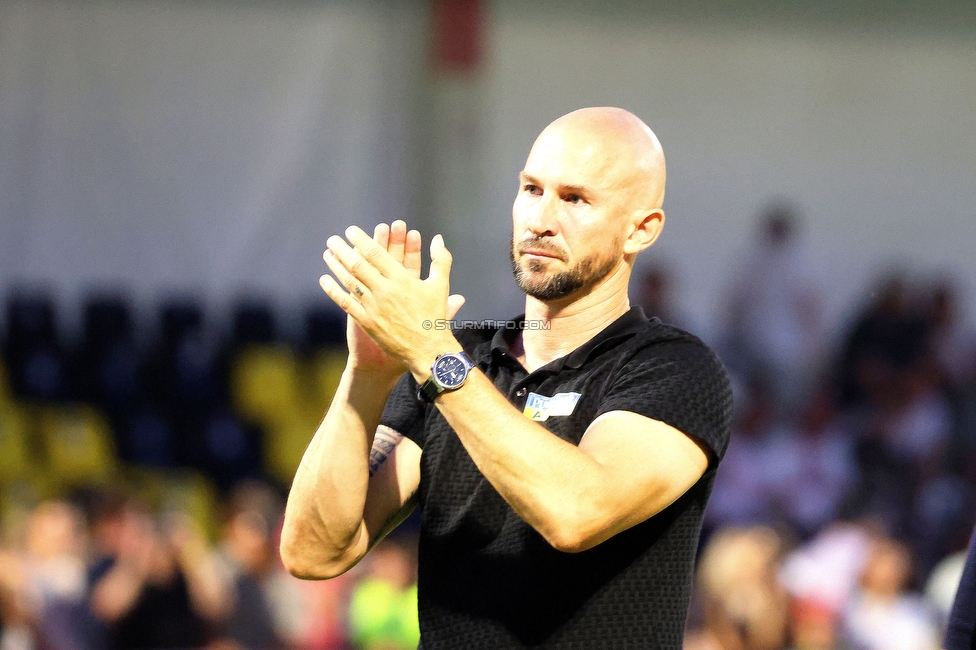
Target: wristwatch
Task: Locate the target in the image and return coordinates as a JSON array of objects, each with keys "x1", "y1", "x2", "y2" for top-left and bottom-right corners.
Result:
[{"x1": 418, "y1": 351, "x2": 475, "y2": 403}]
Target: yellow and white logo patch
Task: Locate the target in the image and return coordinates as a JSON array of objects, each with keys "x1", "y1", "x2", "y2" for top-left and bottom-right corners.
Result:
[{"x1": 523, "y1": 391, "x2": 582, "y2": 421}]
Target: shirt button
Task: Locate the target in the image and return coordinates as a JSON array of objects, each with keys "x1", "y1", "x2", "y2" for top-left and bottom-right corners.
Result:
[{"x1": 516, "y1": 388, "x2": 527, "y2": 397}]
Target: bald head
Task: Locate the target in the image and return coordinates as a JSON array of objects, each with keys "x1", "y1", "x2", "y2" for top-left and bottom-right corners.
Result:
[
  {"x1": 531, "y1": 107, "x2": 666, "y2": 211},
  {"x1": 511, "y1": 108, "x2": 667, "y2": 302}
]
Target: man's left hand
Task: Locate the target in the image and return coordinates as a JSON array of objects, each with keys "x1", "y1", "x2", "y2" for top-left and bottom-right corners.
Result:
[{"x1": 320, "y1": 225, "x2": 462, "y2": 377}]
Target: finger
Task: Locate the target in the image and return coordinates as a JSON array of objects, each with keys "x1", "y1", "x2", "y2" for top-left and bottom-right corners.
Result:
[
  {"x1": 404, "y1": 229, "x2": 422, "y2": 278},
  {"x1": 328, "y1": 232, "x2": 387, "y2": 286},
  {"x1": 342, "y1": 227, "x2": 404, "y2": 279},
  {"x1": 447, "y1": 294, "x2": 466, "y2": 320},
  {"x1": 427, "y1": 234, "x2": 453, "y2": 287},
  {"x1": 388, "y1": 220, "x2": 407, "y2": 265},
  {"x1": 373, "y1": 223, "x2": 390, "y2": 251},
  {"x1": 319, "y1": 274, "x2": 368, "y2": 321},
  {"x1": 324, "y1": 248, "x2": 371, "y2": 300}
]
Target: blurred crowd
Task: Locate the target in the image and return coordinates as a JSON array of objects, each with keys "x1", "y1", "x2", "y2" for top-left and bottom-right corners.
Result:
[
  {"x1": 672, "y1": 204, "x2": 976, "y2": 650},
  {"x1": 0, "y1": 480, "x2": 419, "y2": 650},
  {"x1": 0, "y1": 293, "x2": 421, "y2": 650},
  {"x1": 2, "y1": 201, "x2": 976, "y2": 649}
]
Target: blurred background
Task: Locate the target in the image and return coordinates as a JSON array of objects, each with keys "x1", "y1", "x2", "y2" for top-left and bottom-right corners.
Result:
[{"x1": 1, "y1": 0, "x2": 975, "y2": 648}]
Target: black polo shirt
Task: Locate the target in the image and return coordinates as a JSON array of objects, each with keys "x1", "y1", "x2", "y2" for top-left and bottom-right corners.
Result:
[{"x1": 380, "y1": 307, "x2": 733, "y2": 649}]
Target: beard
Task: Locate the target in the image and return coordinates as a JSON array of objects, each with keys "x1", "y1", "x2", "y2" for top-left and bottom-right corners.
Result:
[{"x1": 510, "y1": 235, "x2": 622, "y2": 301}]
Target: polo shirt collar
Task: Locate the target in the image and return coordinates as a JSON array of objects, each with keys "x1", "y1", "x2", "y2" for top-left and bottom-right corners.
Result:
[{"x1": 489, "y1": 307, "x2": 650, "y2": 371}]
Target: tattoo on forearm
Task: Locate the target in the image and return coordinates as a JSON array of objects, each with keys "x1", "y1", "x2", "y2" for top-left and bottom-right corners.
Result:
[{"x1": 368, "y1": 425, "x2": 404, "y2": 477}]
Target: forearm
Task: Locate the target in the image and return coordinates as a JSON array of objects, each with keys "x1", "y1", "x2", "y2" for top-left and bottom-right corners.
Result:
[
  {"x1": 280, "y1": 365, "x2": 399, "y2": 577},
  {"x1": 415, "y1": 358, "x2": 700, "y2": 553},
  {"x1": 421, "y1": 367, "x2": 611, "y2": 552}
]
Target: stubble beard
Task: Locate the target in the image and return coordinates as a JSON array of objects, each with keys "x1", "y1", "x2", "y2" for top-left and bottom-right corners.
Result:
[{"x1": 510, "y1": 236, "x2": 623, "y2": 301}]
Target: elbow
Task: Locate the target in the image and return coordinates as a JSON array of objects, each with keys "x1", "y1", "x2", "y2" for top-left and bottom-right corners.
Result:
[
  {"x1": 545, "y1": 529, "x2": 591, "y2": 554},
  {"x1": 279, "y1": 541, "x2": 350, "y2": 580},
  {"x1": 537, "y1": 505, "x2": 606, "y2": 554},
  {"x1": 278, "y1": 528, "x2": 357, "y2": 580}
]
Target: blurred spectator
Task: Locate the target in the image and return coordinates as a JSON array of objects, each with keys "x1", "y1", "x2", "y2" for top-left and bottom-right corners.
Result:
[
  {"x1": 0, "y1": 555, "x2": 33, "y2": 650},
  {"x1": 636, "y1": 261, "x2": 686, "y2": 328},
  {"x1": 842, "y1": 535, "x2": 941, "y2": 650},
  {"x1": 706, "y1": 378, "x2": 782, "y2": 529},
  {"x1": 836, "y1": 273, "x2": 929, "y2": 410},
  {"x1": 721, "y1": 202, "x2": 824, "y2": 416},
  {"x1": 16, "y1": 500, "x2": 96, "y2": 650},
  {"x1": 0, "y1": 499, "x2": 98, "y2": 650},
  {"x1": 347, "y1": 538, "x2": 420, "y2": 650},
  {"x1": 292, "y1": 575, "x2": 356, "y2": 650},
  {"x1": 779, "y1": 522, "x2": 874, "y2": 616},
  {"x1": 786, "y1": 597, "x2": 848, "y2": 650},
  {"x1": 88, "y1": 501, "x2": 230, "y2": 649},
  {"x1": 846, "y1": 352, "x2": 953, "y2": 540},
  {"x1": 925, "y1": 546, "x2": 966, "y2": 625},
  {"x1": 213, "y1": 480, "x2": 304, "y2": 650},
  {"x1": 685, "y1": 526, "x2": 789, "y2": 650},
  {"x1": 925, "y1": 278, "x2": 976, "y2": 390},
  {"x1": 761, "y1": 388, "x2": 858, "y2": 538}
]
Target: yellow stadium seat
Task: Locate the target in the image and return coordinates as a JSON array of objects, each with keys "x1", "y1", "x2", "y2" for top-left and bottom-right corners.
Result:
[
  {"x1": 263, "y1": 411, "x2": 321, "y2": 487},
  {"x1": 37, "y1": 403, "x2": 116, "y2": 485},
  {"x1": 0, "y1": 359, "x2": 11, "y2": 407},
  {"x1": 308, "y1": 348, "x2": 348, "y2": 414},
  {"x1": 0, "y1": 404, "x2": 35, "y2": 482},
  {"x1": 231, "y1": 345, "x2": 301, "y2": 426},
  {"x1": 0, "y1": 471, "x2": 64, "y2": 544}
]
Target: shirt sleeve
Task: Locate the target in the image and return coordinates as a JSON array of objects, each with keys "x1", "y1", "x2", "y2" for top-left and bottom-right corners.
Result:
[
  {"x1": 379, "y1": 371, "x2": 429, "y2": 449},
  {"x1": 594, "y1": 338, "x2": 733, "y2": 464}
]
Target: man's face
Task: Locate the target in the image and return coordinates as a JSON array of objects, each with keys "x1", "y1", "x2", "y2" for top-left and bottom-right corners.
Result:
[{"x1": 511, "y1": 124, "x2": 633, "y2": 302}]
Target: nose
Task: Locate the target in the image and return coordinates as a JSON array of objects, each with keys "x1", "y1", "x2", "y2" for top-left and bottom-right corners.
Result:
[{"x1": 523, "y1": 191, "x2": 559, "y2": 238}]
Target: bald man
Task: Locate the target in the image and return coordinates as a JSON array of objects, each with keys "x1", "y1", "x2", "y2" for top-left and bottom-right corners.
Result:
[{"x1": 281, "y1": 107, "x2": 733, "y2": 649}]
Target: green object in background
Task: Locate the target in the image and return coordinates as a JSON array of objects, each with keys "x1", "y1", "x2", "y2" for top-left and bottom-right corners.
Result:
[{"x1": 348, "y1": 578, "x2": 421, "y2": 650}]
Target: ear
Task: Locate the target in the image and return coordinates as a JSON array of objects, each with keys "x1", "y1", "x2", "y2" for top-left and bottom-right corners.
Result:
[{"x1": 622, "y1": 209, "x2": 665, "y2": 255}]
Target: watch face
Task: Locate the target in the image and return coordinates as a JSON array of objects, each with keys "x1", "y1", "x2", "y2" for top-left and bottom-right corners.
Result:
[{"x1": 433, "y1": 354, "x2": 469, "y2": 389}]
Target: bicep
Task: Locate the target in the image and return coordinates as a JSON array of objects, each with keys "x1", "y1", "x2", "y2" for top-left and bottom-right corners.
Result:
[
  {"x1": 361, "y1": 425, "x2": 422, "y2": 547},
  {"x1": 578, "y1": 410, "x2": 709, "y2": 537}
]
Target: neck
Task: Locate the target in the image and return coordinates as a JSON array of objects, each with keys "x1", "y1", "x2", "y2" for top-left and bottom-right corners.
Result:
[{"x1": 515, "y1": 262, "x2": 633, "y2": 373}]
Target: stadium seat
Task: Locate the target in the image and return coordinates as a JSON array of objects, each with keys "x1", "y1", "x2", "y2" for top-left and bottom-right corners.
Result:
[
  {"x1": 309, "y1": 348, "x2": 348, "y2": 415},
  {"x1": 0, "y1": 404, "x2": 34, "y2": 482},
  {"x1": 0, "y1": 359, "x2": 11, "y2": 407},
  {"x1": 263, "y1": 411, "x2": 320, "y2": 488},
  {"x1": 37, "y1": 404, "x2": 117, "y2": 485},
  {"x1": 231, "y1": 344, "x2": 301, "y2": 426}
]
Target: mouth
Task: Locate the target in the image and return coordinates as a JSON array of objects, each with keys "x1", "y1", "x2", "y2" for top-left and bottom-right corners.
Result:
[
  {"x1": 522, "y1": 249, "x2": 560, "y2": 259},
  {"x1": 517, "y1": 242, "x2": 566, "y2": 262}
]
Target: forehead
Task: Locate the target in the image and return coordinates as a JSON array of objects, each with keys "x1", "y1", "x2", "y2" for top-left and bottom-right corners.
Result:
[{"x1": 522, "y1": 125, "x2": 631, "y2": 192}]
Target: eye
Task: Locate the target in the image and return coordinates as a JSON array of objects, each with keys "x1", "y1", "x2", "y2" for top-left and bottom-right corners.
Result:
[
  {"x1": 524, "y1": 183, "x2": 542, "y2": 196},
  {"x1": 564, "y1": 193, "x2": 583, "y2": 204}
]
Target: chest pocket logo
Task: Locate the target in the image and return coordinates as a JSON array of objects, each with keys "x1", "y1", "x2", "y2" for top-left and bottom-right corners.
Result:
[{"x1": 523, "y1": 392, "x2": 582, "y2": 421}]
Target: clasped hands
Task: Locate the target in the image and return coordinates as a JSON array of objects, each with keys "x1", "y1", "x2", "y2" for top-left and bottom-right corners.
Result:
[{"x1": 319, "y1": 221, "x2": 465, "y2": 381}]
